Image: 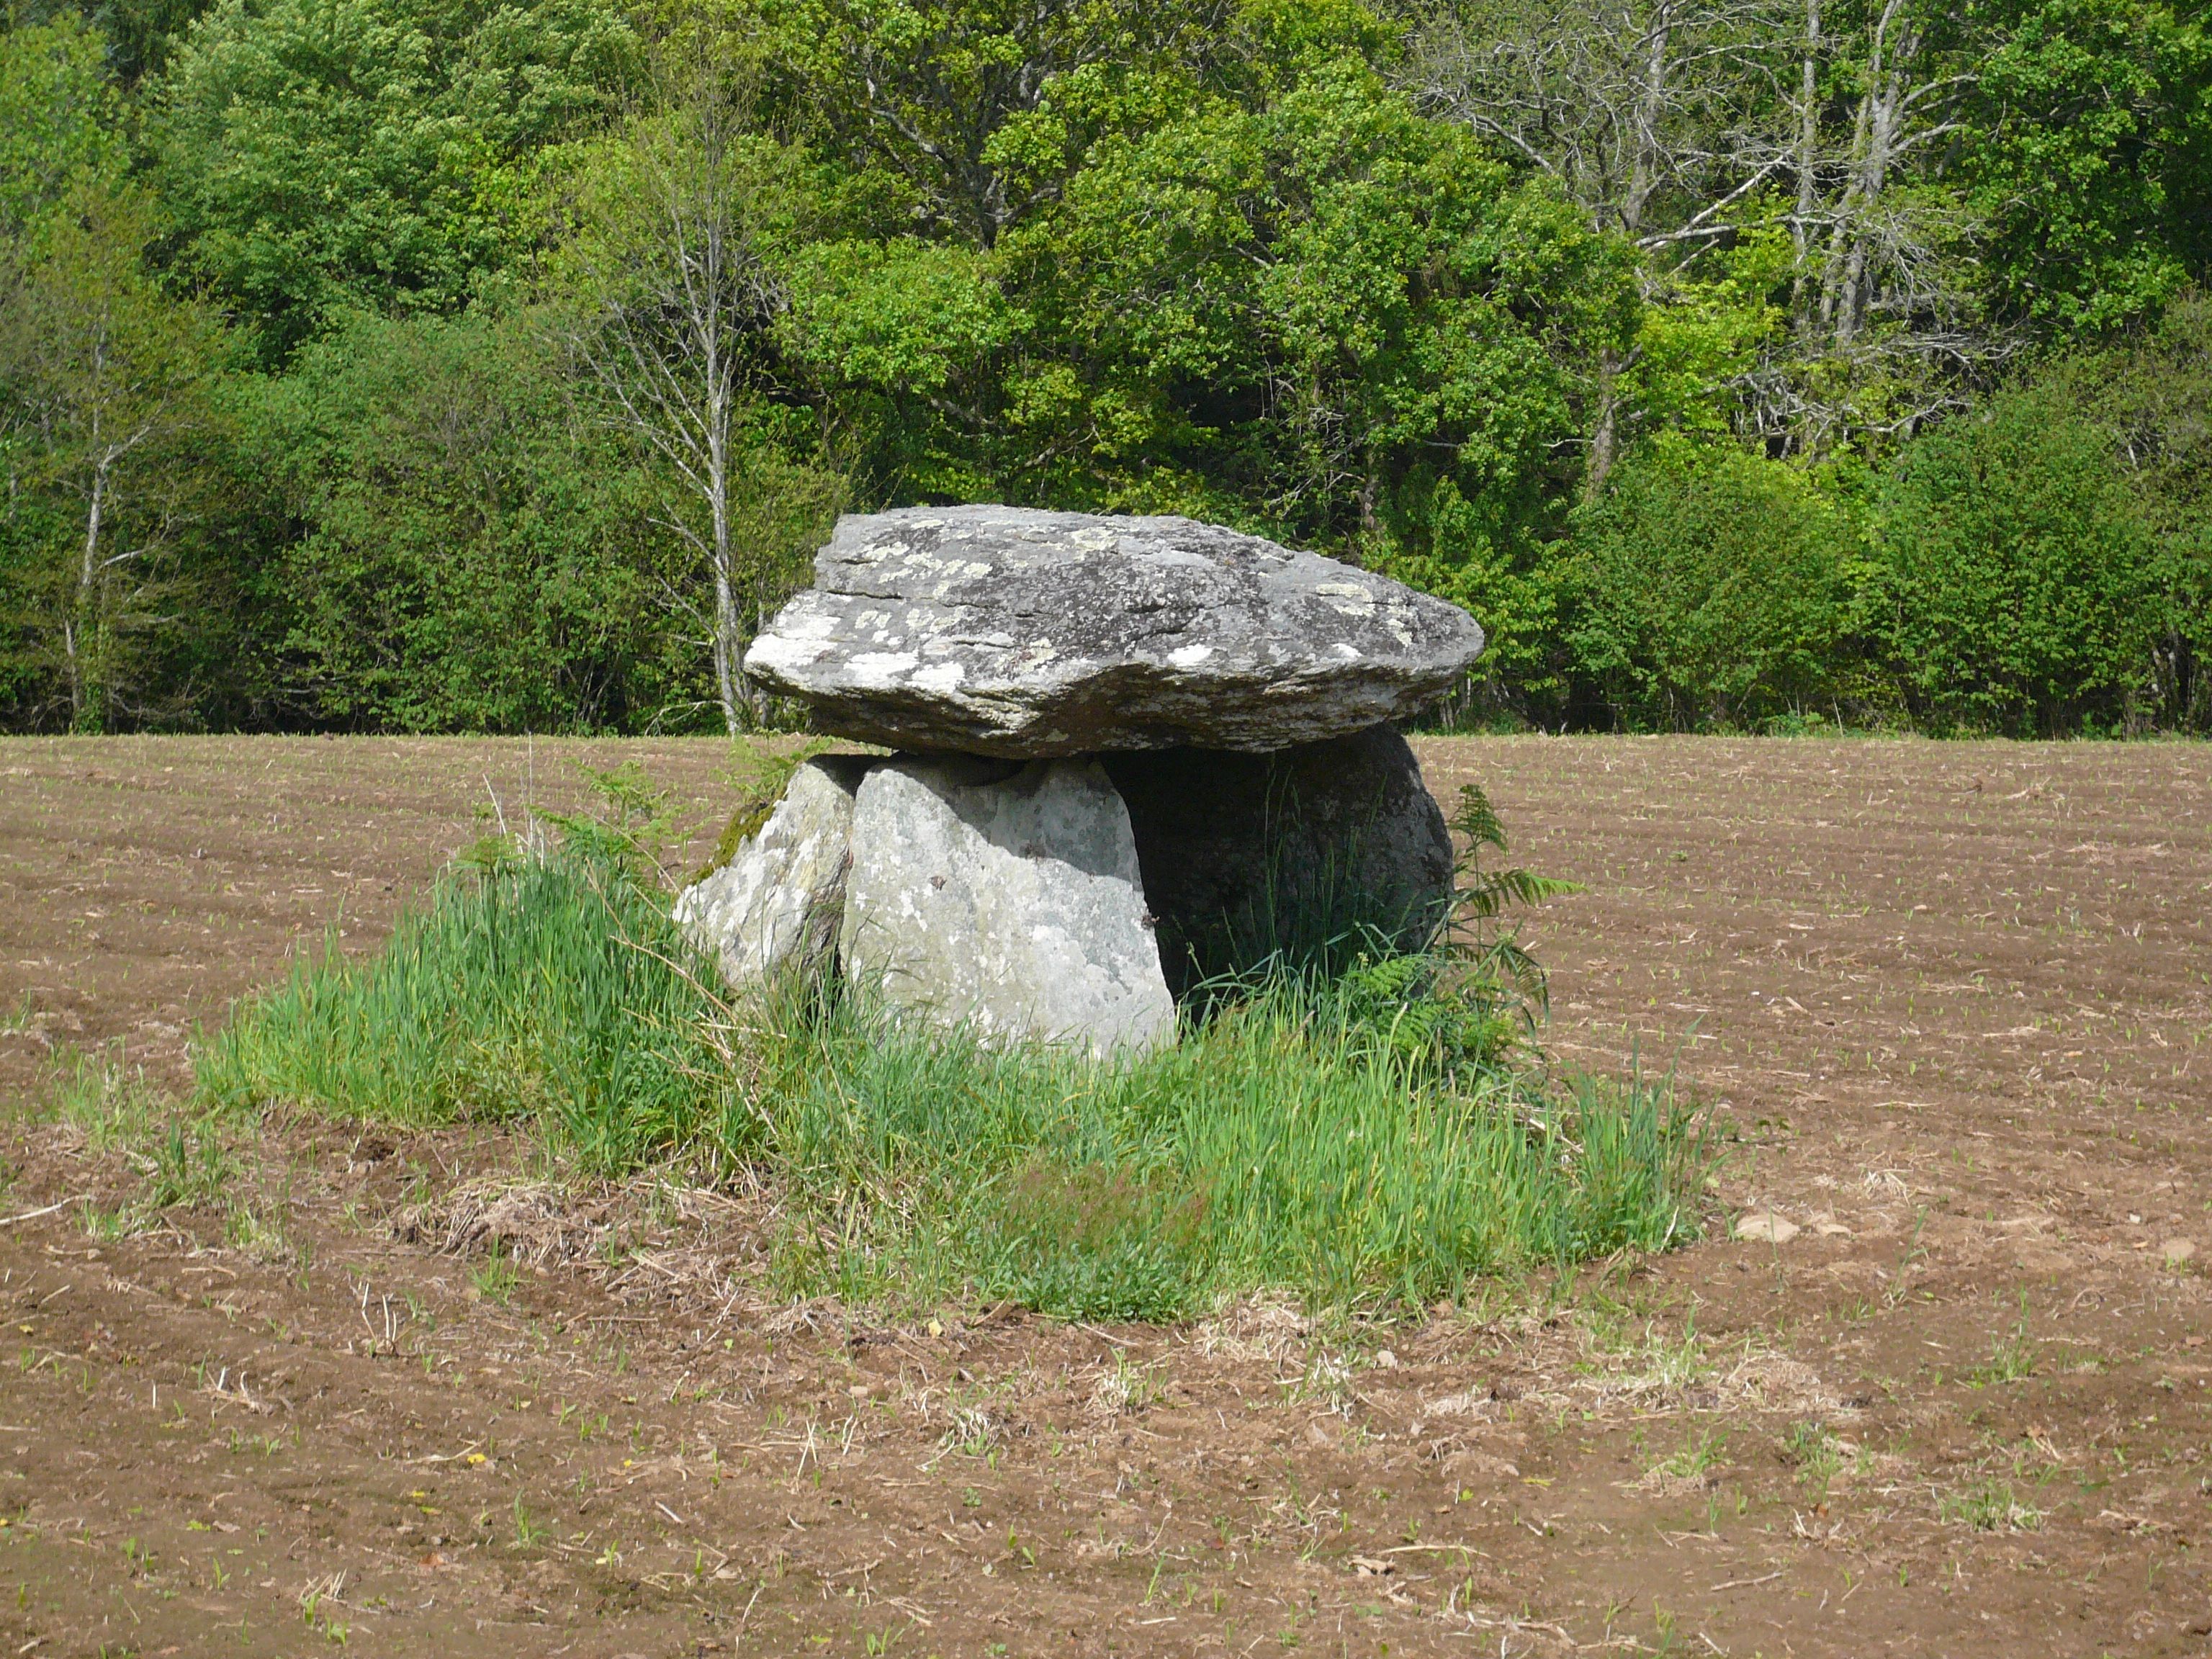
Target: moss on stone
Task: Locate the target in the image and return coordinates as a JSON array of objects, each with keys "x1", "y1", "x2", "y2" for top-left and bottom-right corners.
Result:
[
  {"x1": 694, "y1": 796, "x2": 776, "y2": 885},
  {"x1": 685, "y1": 741, "x2": 837, "y2": 886}
]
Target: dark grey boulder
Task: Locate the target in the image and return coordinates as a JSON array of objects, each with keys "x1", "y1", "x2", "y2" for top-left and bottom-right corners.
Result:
[
  {"x1": 743, "y1": 506, "x2": 1485, "y2": 757},
  {"x1": 1100, "y1": 724, "x2": 1455, "y2": 999}
]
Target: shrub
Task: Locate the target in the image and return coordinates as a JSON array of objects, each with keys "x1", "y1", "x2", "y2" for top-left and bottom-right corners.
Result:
[
  {"x1": 1867, "y1": 386, "x2": 2164, "y2": 734},
  {"x1": 1561, "y1": 445, "x2": 1861, "y2": 732}
]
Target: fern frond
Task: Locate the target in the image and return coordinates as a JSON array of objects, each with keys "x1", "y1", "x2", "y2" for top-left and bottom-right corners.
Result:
[
  {"x1": 1460, "y1": 868, "x2": 1584, "y2": 918},
  {"x1": 1448, "y1": 782, "x2": 1507, "y2": 855}
]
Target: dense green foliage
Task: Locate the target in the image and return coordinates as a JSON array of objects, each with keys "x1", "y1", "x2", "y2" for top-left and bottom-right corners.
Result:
[
  {"x1": 1, "y1": 0, "x2": 2207, "y2": 734},
  {"x1": 1562, "y1": 446, "x2": 1863, "y2": 731},
  {"x1": 256, "y1": 312, "x2": 691, "y2": 729},
  {"x1": 199, "y1": 816, "x2": 1704, "y2": 1315}
]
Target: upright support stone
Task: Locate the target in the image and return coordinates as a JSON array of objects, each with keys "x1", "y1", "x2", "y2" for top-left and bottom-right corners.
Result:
[
  {"x1": 838, "y1": 757, "x2": 1177, "y2": 1053},
  {"x1": 1101, "y1": 724, "x2": 1454, "y2": 997},
  {"x1": 673, "y1": 754, "x2": 876, "y2": 989}
]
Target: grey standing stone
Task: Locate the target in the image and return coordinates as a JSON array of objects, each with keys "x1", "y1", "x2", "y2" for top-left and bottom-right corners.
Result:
[
  {"x1": 1100, "y1": 724, "x2": 1454, "y2": 997},
  {"x1": 743, "y1": 506, "x2": 1485, "y2": 757},
  {"x1": 838, "y1": 756, "x2": 1177, "y2": 1053},
  {"x1": 673, "y1": 754, "x2": 876, "y2": 988}
]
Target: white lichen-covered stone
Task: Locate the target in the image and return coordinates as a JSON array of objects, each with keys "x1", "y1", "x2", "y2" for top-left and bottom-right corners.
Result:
[
  {"x1": 837, "y1": 756, "x2": 1176, "y2": 1053},
  {"x1": 674, "y1": 755, "x2": 875, "y2": 987},
  {"x1": 744, "y1": 506, "x2": 1485, "y2": 756}
]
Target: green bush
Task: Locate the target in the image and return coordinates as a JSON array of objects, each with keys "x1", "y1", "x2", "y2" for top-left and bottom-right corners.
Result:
[
  {"x1": 1866, "y1": 386, "x2": 2165, "y2": 734},
  {"x1": 249, "y1": 312, "x2": 711, "y2": 733},
  {"x1": 1560, "y1": 445, "x2": 1861, "y2": 731},
  {"x1": 2041, "y1": 291, "x2": 2212, "y2": 731}
]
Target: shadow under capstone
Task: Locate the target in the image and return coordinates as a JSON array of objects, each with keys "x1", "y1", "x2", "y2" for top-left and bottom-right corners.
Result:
[{"x1": 1100, "y1": 723, "x2": 1454, "y2": 1001}]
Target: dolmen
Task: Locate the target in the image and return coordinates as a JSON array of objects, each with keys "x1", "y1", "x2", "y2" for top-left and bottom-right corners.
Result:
[{"x1": 675, "y1": 506, "x2": 1485, "y2": 1054}]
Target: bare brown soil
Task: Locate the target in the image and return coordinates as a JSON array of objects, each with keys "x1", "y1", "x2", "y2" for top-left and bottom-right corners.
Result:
[{"x1": 0, "y1": 733, "x2": 2206, "y2": 1659}]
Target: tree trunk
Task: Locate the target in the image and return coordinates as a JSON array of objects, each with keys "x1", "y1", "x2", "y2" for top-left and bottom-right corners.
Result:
[
  {"x1": 706, "y1": 371, "x2": 742, "y2": 737},
  {"x1": 1788, "y1": 0, "x2": 1824, "y2": 320},
  {"x1": 1834, "y1": 65, "x2": 1904, "y2": 348},
  {"x1": 1585, "y1": 346, "x2": 1624, "y2": 501},
  {"x1": 1816, "y1": 0, "x2": 1909, "y2": 351},
  {"x1": 68, "y1": 462, "x2": 109, "y2": 733},
  {"x1": 1621, "y1": 0, "x2": 1674, "y2": 238}
]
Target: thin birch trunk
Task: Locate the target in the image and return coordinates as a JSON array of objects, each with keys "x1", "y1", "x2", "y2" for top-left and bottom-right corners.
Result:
[{"x1": 1789, "y1": 0, "x2": 1823, "y2": 319}]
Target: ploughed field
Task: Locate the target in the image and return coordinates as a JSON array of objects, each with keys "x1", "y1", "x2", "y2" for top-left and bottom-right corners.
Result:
[{"x1": 0, "y1": 734, "x2": 2206, "y2": 1658}]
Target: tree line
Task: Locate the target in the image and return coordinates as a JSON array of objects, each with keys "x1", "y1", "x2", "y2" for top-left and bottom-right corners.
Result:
[{"x1": 1, "y1": 0, "x2": 2206, "y2": 737}]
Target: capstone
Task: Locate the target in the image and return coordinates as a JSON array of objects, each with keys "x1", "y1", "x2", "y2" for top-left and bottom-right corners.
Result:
[{"x1": 744, "y1": 506, "x2": 1485, "y2": 757}]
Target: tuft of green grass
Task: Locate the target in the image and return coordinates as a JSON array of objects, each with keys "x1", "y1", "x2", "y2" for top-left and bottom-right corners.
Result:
[
  {"x1": 1969, "y1": 1303, "x2": 2039, "y2": 1386},
  {"x1": 197, "y1": 839, "x2": 735, "y2": 1173},
  {"x1": 50, "y1": 1046, "x2": 169, "y2": 1151},
  {"x1": 1784, "y1": 1420, "x2": 1845, "y2": 1495},
  {"x1": 471, "y1": 1240, "x2": 519, "y2": 1306},
  {"x1": 1943, "y1": 1480, "x2": 2043, "y2": 1532},
  {"x1": 224, "y1": 1199, "x2": 292, "y2": 1260},
  {"x1": 747, "y1": 979, "x2": 1706, "y2": 1318},
  {"x1": 1652, "y1": 1428, "x2": 1730, "y2": 1484},
  {"x1": 37, "y1": 1046, "x2": 238, "y2": 1230},
  {"x1": 142, "y1": 1116, "x2": 233, "y2": 1210}
]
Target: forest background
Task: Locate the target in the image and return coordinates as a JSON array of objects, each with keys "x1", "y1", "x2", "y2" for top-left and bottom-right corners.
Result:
[{"x1": 0, "y1": 0, "x2": 2206, "y2": 739}]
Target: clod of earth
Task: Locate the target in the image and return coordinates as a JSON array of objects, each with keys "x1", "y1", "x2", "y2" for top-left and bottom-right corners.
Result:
[{"x1": 1735, "y1": 1212, "x2": 1800, "y2": 1244}]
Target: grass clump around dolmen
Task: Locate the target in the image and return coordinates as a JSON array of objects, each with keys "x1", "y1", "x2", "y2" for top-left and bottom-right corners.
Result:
[{"x1": 201, "y1": 778, "x2": 1709, "y2": 1321}]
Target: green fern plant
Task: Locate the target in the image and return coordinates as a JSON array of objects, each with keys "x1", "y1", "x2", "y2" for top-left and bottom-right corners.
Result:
[
  {"x1": 1441, "y1": 781, "x2": 1583, "y2": 1041},
  {"x1": 1313, "y1": 782, "x2": 1581, "y2": 1083}
]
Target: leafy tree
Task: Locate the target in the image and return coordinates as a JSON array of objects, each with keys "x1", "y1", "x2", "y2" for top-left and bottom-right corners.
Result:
[
  {"x1": 249, "y1": 309, "x2": 702, "y2": 731},
  {"x1": 1007, "y1": 61, "x2": 1637, "y2": 543},
  {"x1": 755, "y1": 0, "x2": 1229, "y2": 248},
  {"x1": 1401, "y1": 0, "x2": 1803, "y2": 484},
  {"x1": 0, "y1": 10, "x2": 127, "y2": 242},
  {"x1": 1867, "y1": 382, "x2": 2162, "y2": 733},
  {"x1": 0, "y1": 181, "x2": 233, "y2": 729},
  {"x1": 1560, "y1": 442, "x2": 1862, "y2": 728},
  {"x1": 1404, "y1": 0, "x2": 2211, "y2": 458},
  {"x1": 152, "y1": 0, "x2": 641, "y2": 360},
  {"x1": 554, "y1": 54, "x2": 843, "y2": 732},
  {"x1": 778, "y1": 234, "x2": 1017, "y2": 502},
  {"x1": 1965, "y1": 0, "x2": 2212, "y2": 336},
  {"x1": 2040, "y1": 289, "x2": 2212, "y2": 727}
]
